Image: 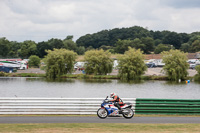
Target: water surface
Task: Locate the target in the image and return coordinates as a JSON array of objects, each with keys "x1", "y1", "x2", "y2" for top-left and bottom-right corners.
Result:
[{"x1": 0, "y1": 77, "x2": 199, "y2": 99}]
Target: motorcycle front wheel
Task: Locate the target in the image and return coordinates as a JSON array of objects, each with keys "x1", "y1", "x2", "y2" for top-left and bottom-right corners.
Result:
[
  {"x1": 122, "y1": 108, "x2": 134, "y2": 119},
  {"x1": 97, "y1": 108, "x2": 108, "y2": 119}
]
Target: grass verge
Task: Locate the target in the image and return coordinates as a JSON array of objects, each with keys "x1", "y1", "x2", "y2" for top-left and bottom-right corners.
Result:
[
  {"x1": 7, "y1": 73, "x2": 46, "y2": 77},
  {"x1": 0, "y1": 123, "x2": 200, "y2": 133},
  {"x1": 1, "y1": 72, "x2": 198, "y2": 82}
]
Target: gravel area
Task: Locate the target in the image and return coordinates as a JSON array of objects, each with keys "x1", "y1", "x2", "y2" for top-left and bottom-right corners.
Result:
[{"x1": 16, "y1": 68, "x2": 46, "y2": 74}]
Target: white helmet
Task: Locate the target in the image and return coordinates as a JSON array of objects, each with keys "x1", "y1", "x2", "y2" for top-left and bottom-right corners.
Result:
[{"x1": 110, "y1": 92, "x2": 116, "y2": 98}]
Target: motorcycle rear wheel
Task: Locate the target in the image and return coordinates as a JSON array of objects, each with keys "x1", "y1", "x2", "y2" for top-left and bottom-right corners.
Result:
[
  {"x1": 97, "y1": 108, "x2": 108, "y2": 119},
  {"x1": 122, "y1": 108, "x2": 134, "y2": 119}
]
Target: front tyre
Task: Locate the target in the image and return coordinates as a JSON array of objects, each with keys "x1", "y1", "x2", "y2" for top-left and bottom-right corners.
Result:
[
  {"x1": 97, "y1": 108, "x2": 108, "y2": 119},
  {"x1": 122, "y1": 108, "x2": 134, "y2": 119}
]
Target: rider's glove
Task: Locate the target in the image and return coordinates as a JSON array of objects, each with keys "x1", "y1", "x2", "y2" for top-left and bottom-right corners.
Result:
[{"x1": 105, "y1": 100, "x2": 109, "y2": 102}]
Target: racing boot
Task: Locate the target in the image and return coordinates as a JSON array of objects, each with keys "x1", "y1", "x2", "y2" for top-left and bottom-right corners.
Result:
[{"x1": 116, "y1": 104, "x2": 123, "y2": 114}]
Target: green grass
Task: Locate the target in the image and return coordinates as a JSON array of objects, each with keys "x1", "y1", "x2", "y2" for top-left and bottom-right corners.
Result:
[
  {"x1": 0, "y1": 71, "x2": 9, "y2": 77},
  {"x1": 0, "y1": 123, "x2": 200, "y2": 133},
  {"x1": 8, "y1": 73, "x2": 46, "y2": 77}
]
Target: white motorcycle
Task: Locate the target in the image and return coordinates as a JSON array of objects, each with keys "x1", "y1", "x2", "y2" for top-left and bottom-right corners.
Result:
[{"x1": 97, "y1": 96, "x2": 134, "y2": 119}]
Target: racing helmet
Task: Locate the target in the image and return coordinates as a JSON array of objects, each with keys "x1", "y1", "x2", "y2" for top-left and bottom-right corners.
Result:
[{"x1": 110, "y1": 92, "x2": 116, "y2": 98}]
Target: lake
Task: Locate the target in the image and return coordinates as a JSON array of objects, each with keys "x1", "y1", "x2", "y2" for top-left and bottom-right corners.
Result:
[{"x1": 0, "y1": 77, "x2": 199, "y2": 99}]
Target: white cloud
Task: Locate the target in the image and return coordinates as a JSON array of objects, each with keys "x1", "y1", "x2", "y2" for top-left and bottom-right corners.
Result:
[
  {"x1": 0, "y1": 0, "x2": 200, "y2": 42},
  {"x1": 160, "y1": 0, "x2": 200, "y2": 8}
]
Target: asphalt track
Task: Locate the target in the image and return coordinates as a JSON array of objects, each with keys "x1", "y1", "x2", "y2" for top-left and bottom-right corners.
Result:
[{"x1": 0, "y1": 116, "x2": 200, "y2": 123}]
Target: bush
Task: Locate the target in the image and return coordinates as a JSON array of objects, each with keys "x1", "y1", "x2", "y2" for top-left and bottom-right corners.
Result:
[
  {"x1": 0, "y1": 71, "x2": 6, "y2": 76},
  {"x1": 194, "y1": 65, "x2": 200, "y2": 81},
  {"x1": 118, "y1": 47, "x2": 147, "y2": 80},
  {"x1": 28, "y1": 55, "x2": 41, "y2": 68},
  {"x1": 161, "y1": 50, "x2": 189, "y2": 81},
  {"x1": 45, "y1": 49, "x2": 77, "y2": 79},
  {"x1": 84, "y1": 49, "x2": 113, "y2": 75}
]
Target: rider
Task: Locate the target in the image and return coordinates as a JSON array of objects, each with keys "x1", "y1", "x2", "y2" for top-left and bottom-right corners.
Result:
[{"x1": 108, "y1": 92, "x2": 124, "y2": 111}]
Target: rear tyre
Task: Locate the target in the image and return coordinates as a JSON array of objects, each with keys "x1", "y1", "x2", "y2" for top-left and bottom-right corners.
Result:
[
  {"x1": 122, "y1": 108, "x2": 134, "y2": 119},
  {"x1": 97, "y1": 108, "x2": 108, "y2": 119}
]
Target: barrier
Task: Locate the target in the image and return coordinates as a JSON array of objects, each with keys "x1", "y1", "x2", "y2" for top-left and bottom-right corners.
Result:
[
  {"x1": 135, "y1": 98, "x2": 200, "y2": 114},
  {"x1": 0, "y1": 98, "x2": 200, "y2": 115},
  {"x1": 0, "y1": 98, "x2": 136, "y2": 115}
]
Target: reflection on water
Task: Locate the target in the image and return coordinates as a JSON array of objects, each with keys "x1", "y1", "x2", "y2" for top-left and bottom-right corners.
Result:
[
  {"x1": 194, "y1": 81, "x2": 200, "y2": 84},
  {"x1": 80, "y1": 79, "x2": 112, "y2": 83},
  {"x1": 165, "y1": 81, "x2": 188, "y2": 85},
  {"x1": 44, "y1": 78, "x2": 76, "y2": 83},
  {"x1": 0, "y1": 77, "x2": 199, "y2": 99},
  {"x1": 117, "y1": 80, "x2": 145, "y2": 84},
  {"x1": 25, "y1": 77, "x2": 76, "y2": 83}
]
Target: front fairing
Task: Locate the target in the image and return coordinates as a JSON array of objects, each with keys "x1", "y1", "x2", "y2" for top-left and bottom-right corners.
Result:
[
  {"x1": 101, "y1": 101, "x2": 111, "y2": 107},
  {"x1": 101, "y1": 101, "x2": 118, "y2": 115}
]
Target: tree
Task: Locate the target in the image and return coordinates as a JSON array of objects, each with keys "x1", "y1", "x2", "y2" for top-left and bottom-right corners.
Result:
[
  {"x1": 99, "y1": 45, "x2": 112, "y2": 51},
  {"x1": 63, "y1": 37, "x2": 78, "y2": 51},
  {"x1": 162, "y1": 32, "x2": 182, "y2": 49},
  {"x1": 154, "y1": 44, "x2": 171, "y2": 54},
  {"x1": 154, "y1": 39, "x2": 162, "y2": 46},
  {"x1": 48, "y1": 38, "x2": 64, "y2": 49},
  {"x1": 8, "y1": 41, "x2": 21, "y2": 58},
  {"x1": 76, "y1": 26, "x2": 151, "y2": 49},
  {"x1": 45, "y1": 49, "x2": 77, "y2": 79},
  {"x1": 76, "y1": 46, "x2": 85, "y2": 55},
  {"x1": 132, "y1": 38, "x2": 145, "y2": 51},
  {"x1": 114, "y1": 39, "x2": 134, "y2": 54},
  {"x1": 84, "y1": 49, "x2": 113, "y2": 75},
  {"x1": 19, "y1": 40, "x2": 37, "y2": 58},
  {"x1": 194, "y1": 65, "x2": 200, "y2": 81},
  {"x1": 28, "y1": 55, "x2": 41, "y2": 68},
  {"x1": 188, "y1": 35, "x2": 200, "y2": 44},
  {"x1": 161, "y1": 49, "x2": 189, "y2": 81},
  {"x1": 0, "y1": 37, "x2": 10, "y2": 57},
  {"x1": 141, "y1": 37, "x2": 155, "y2": 54},
  {"x1": 180, "y1": 43, "x2": 191, "y2": 52},
  {"x1": 64, "y1": 35, "x2": 73, "y2": 40},
  {"x1": 63, "y1": 36, "x2": 85, "y2": 55},
  {"x1": 179, "y1": 33, "x2": 190, "y2": 44},
  {"x1": 118, "y1": 47, "x2": 147, "y2": 80},
  {"x1": 86, "y1": 46, "x2": 94, "y2": 51},
  {"x1": 114, "y1": 37, "x2": 154, "y2": 54},
  {"x1": 191, "y1": 40, "x2": 200, "y2": 52},
  {"x1": 37, "y1": 41, "x2": 51, "y2": 58}
]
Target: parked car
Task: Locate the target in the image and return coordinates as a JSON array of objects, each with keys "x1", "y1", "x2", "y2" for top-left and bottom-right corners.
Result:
[{"x1": 190, "y1": 64, "x2": 200, "y2": 69}]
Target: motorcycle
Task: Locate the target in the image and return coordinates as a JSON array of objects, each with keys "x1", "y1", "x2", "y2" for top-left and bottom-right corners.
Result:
[{"x1": 97, "y1": 96, "x2": 134, "y2": 119}]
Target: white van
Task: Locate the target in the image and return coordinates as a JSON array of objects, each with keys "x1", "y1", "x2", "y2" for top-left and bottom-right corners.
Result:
[{"x1": 19, "y1": 60, "x2": 28, "y2": 70}]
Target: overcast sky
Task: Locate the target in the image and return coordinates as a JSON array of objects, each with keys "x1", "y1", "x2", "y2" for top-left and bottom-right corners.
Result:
[{"x1": 1, "y1": 0, "x2": 200, "y2": 42}]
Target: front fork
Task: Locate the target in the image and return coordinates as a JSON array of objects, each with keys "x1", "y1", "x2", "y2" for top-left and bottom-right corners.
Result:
[{"x1": 101, "y1": 107, "x2": 106, "y2": 113}]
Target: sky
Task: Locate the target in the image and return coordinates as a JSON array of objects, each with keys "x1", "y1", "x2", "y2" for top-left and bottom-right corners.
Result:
[{"x1": 1, "y1": 0, "x2": 200, "y2": 42}]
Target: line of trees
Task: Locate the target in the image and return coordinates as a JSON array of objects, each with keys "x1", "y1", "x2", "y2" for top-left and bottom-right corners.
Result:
[
  {"x1": 76, "y1": 26, "x2": 200, "y2": 54},
  {"x1": 1, "y1": 26, "x2": 200, "y2": 59},
  {"x1": 45, "y1": 48, "x2": 191, "y2": 82},
  {"x1": 0, "y1": 36, "x2": 85, "y2": 59}
]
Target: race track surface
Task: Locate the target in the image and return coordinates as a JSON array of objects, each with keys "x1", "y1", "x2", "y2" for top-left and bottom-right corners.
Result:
[{"x1": 0, "y1": 116, "x2": 200, "y2": 123}]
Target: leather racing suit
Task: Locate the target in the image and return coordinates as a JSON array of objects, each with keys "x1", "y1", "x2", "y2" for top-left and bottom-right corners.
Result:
[{"x1": 109, "y1": 95, "x2": 124, "y2": 111}]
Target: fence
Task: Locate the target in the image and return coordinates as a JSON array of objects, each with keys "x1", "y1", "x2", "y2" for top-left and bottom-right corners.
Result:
[
  {"x1": 0, "y1": 98, "x2": 136, "y2": 115},
  {"x1": 0, "y1": 98, "x2": 200, "y2": 115},
  {"x1": 135, "y1": 98, "x2": 200, "y2": 115}
]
